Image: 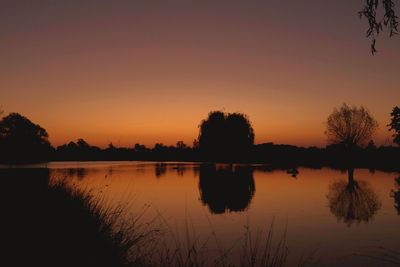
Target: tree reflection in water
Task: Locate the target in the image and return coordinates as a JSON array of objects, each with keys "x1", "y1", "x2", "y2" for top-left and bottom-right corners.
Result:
[
  {"x1": 327, "y1": 169, "x2": 381, "y2": 227},
  {"x1": 198, "y1": 164, "x2": 255, "y2": 214},
  {"x1": 391, "y1": 176, "x2": 400, "y2": 214}
]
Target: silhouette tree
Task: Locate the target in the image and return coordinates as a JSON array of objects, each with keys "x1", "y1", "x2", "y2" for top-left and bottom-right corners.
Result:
[
  {"x1": 198, "y1": 111, "x2": 254, "y2": 161},
  {"x1": 176, "y1": 140, "x2": 187, "y2": 150},
  {"x1": 77, "y1": 138, "x2": 90, "y2": 148},
  {"x1": 388, "y1": 106, "x2": 400, "y2": 145},
  {"x1": 192, "y1": 139, "x2": 199, "y2": 149},
  {"x1": 134, "y1": 143, "x2": 147, "y2": 153},
  {"x1": 390, "y1": 176, "x2": 400, "y2": 214},
  {"x1": 198, "y1": 164, "x2": 255, "y2": 214},
  {"x1": 359, "y1": 0, "x2": 399, "y2": 53},
  {"x1": 0, "y1": 113, "x2": 53, "y2": 162},
  {"x1": 326, "y1": 103, "x2": 378, "y2": 149},
  {"x1": 366, "y1": 139, "x2": 377, "y2": 150},
  {"x1": 56, "y1": 139, "x2": 103, "y2": 161},
  {"x1": 198, "y1": 111, "x2": 226, "y2": 159},
  {"x1": 225, "y1": 113, "x2": 255, "y2": 156},
  {"x1": 327, "y1": 169, "x2": 381, "y2": 227},
  {"x1": 325, "y1": 104, "x2": 378, "y2": 173}
]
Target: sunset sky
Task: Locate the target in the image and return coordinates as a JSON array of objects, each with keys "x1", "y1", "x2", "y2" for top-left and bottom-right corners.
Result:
[{"x1": 1, "y1": 1, "x2": 399, "y2": 148}]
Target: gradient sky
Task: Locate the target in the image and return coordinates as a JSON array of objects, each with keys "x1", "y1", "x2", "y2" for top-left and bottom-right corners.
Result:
[{"x1": 1, "y1": 0, "x2": 399, "y2": 148}]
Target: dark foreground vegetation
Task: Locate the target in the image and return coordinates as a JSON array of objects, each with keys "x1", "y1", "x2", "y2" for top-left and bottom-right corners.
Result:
[
  {"x1": 1, "y1": 168, "x2": 293, "y2": 267},
  {"x1": 0, "y1": 168, "x2": 155, "y2": 267},
  {"x1": 0, "y1": 104, "x2": 399, "y2": 171}
]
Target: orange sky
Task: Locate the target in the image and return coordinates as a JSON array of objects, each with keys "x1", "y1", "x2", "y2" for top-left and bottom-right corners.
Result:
[{"x1": 1, "y1": 1, "x2": 399, "y2": 148}]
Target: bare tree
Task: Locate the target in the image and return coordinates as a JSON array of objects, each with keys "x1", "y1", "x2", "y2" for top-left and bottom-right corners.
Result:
[
  {"x1": 359, "y1": 0, "x2": 399, "y2": 53},
  {"x1": 326, "y1": 103, "x2": 378, "y2": 148}
]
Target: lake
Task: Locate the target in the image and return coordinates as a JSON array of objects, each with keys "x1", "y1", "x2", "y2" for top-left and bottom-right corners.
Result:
[{"x1": 4, "y1": 161, "x2": 400, "y2": 266}]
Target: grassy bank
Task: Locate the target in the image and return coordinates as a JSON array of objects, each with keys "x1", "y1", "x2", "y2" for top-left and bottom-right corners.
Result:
[
  {"x1": 1, "y1": 169, "x2": 158, "y2": 267},
  {"x1": 1, "y1": 168, "x2": 294, "y2": 267}
]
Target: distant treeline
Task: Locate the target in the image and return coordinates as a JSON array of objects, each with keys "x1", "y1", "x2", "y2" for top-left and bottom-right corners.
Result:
[
  {"x1": 0, "y1": 105, "x2": 400, "y2": 171},
  {"x1": 253, "y1": 142, "x2": 400, "y2": 171},
  {"x1": 50, "y1": 140, "x2": 400, "y2": 171},
  {"x1": 54, "y1": 139, "x2": 198, "y2": 162}
]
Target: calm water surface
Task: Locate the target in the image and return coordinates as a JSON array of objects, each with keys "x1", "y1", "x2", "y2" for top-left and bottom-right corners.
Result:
[{"x1": 13, "y1": 162, "x2": 400, "y2": 266}]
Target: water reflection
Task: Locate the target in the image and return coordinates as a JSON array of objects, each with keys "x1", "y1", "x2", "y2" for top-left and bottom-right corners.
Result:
[
  {"x1": 286, "y1": 167, "x2": 299, "y2": 178},
  {"x1": 391, "y1": 176, "x2": 400, "y2": 214},
  {"x1": 155, "y1": 163, "x2": 191, "y2": 178},
  {"x1": 3, "y1": 163, "x2": 400, "y2": 266},
  {"x1": 198, "y1": 164, "x2": 255, "y2": 214},
  {"x1": 172, "y1": 163, "x2": 187, "y2": 176},
  {"x1": 70, "y1": 168, "x2": 88, "y2": 180},
  {"x1": 155, "y1": 163, "x2": 167, "y2": 178},
  {"x1": 51, "y1": 168, "x2": 94, "y2": 180},
  {"x1": 327, "y1": 169, "x2": 381, "y2": 227}
]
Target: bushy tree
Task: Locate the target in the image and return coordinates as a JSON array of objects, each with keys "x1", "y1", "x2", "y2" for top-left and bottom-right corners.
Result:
[
  {"x1": 0, "y1": 113, "x2": 53, "y2": 162},
  {"x1": 388, "y1": 106, "x2": 400, "y2": 145},
  {"x1": 198, "y1": 111, "x2": 254, "y2": 161},
  {"x1": 176, "y1": 141, "x2": 187, "y2": 150}
]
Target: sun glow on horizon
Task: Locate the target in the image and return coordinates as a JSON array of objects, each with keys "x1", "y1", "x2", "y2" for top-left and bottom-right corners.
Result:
[{"x1": 1, "y1": 1, "x2": 399, "y2": 148}]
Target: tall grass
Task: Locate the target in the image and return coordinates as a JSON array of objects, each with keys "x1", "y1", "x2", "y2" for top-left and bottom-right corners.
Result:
[
  {"x1": 2, "y1": 168, "x2": 293, "y2": 267},
  {"x1": 354, "y1": 247, "x2": 400, "y2": 265},
  {"x1": 46, "y1": 180, "x2": 162, "y2": 267},
  {"x1": 240, "y1": 221, "x2": 288, "y2": 267},
  {"x1": 136, "y1": 210, "x2": 290, "y2": 267},
  {"x1": 1, "y1": 168, "x2": 159, "y2": 267},
  {"x1": 49, "y1": 182, "x2": 291, "y2": 267}
]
